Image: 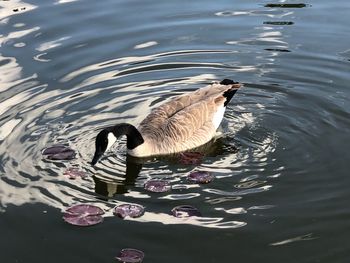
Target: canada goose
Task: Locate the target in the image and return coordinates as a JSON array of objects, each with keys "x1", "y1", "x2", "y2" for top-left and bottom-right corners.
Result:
[{"x1": 91, "y1": 79, "x2": 241, "y2": 165}]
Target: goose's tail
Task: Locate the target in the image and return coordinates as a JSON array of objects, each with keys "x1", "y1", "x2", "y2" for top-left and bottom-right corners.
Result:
[{"x1": 220, "y1": 79, "x2": 241, "y2": 107}]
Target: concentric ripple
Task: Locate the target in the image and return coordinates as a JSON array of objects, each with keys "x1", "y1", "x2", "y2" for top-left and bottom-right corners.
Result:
[{"x1": 1, "y1": 1, "x2": 349, "y2": 238}]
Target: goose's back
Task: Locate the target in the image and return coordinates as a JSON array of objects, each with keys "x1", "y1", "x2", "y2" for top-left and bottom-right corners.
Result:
[{"x1": 129, "y1": 82, "x2": 239, "y2": 157}]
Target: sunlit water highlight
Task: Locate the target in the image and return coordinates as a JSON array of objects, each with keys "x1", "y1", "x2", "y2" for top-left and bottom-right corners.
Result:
[{"x1": 1, "y1": 0, "x2": 350, "y2": 262}]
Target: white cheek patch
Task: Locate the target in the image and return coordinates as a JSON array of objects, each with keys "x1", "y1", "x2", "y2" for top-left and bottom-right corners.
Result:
[
  {"x1": 212, "y1": 105, "x2": 225, "y2": 130},
  {"x1": 106, "y1": 132, "x2": 117, "y2": 152}
]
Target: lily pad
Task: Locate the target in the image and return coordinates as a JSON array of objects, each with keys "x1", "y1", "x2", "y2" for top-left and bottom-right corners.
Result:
[
  {"x1": 144, "y1": 179, "x2": 171, "y2": 193},
  {"x1": 64, "y1": 168, "x2": 88, "y2": 179},
  {"x1": 179, "y1": 152, "x2": 204, "y2": 165},
  {"x1": 113, "y1": 204, "x2": 144, "y2": 219},
  {"x1": 187, "y1": 171, "x2": 214, "y2": 184},
  {"x1": 63, "y1": 204, "x2": 104, "y2": 226},
  {"x1": 171, "y1": 205, "x2": 201, "y2": 218},
  {"x1": 116, "y1": 248, "x2": 144, "y2": 263},
  {"x1": 42, "y1": 144, "x2": 76, "y2": 160}
]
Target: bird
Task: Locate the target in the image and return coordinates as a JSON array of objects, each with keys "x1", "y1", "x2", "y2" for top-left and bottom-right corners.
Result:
[{"x1": 91, "y1": 79, "x2": 241, "y2": 165}]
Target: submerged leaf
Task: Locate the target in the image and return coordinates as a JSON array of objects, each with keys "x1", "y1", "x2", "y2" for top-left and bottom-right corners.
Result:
[
  {"x1": 63, "y1": 204, "x2": 104, "y2": 226},
  {"x1": 178, "y1": 152, "x2": 204, "y2": 165},
  {"x1": 42, "y1": 145, "x2": 76, "y2": 160},
  {"x1": 116, "y1": 248, "x2": 144, "y2": 263},
  {"x1": 113, "y1": 204, "x2": 144, "y2": 219},
  {"x1": 171, "y1": 205, "x2": 201, "y2": 218},
  {"x1": 144, "y1": 179, "x2": 171, "y2": 193},
  {"x1": 187, "y1": 171, "x2": 214, "y2": 184},
  {"x1": 64, "y1": 168, "x2": 88, "y2": 179}
]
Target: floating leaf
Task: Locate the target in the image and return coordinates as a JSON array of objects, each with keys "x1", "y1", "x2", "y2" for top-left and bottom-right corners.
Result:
[
  {"x1": 63, "y1": 204, "x2": 104, "y2": 226},
  {"x1": 113, "y1": 204, "x2": 144, "y2": 219},
  {"x1": 64, "y1": 168, "x2": 88, "y2": 179},
  {"x1": 42, "y1": 144, "x2": 76, "y2": 160},
  {"x1": 171, "y1": 205, "x2": 201, "y2": 218},
  {"x1": 116, "y1": 248, "x2": 144, "y2": 263},
  {"x1": 178, "y1": 152, "x2": 204, "y2": 165},
  {"x1": 144, "y1": 179, "x2": 171, "y2": 193},
  {"x1": 187, "y1": 171, "x2": 214, "y2": 184}
]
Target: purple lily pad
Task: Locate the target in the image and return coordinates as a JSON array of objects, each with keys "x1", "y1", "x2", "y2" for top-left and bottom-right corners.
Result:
[
  {"x1": 144, "y1": 179, "x2": 171, "y2": 193},
  {"x1": 42, "y1": 144, "x2": 76, "y2": 160},
  {"x1": 187, "y1": 171, "x2": 214, "y2": 184},
  {"x1": 179, "y1": 152, "x2": 204, "y2": 165},
  {"x1": 113, "y1": 204, "x2": 144, "y2": 219},
  {"x1": 63, "y1": 204, "x2": 104, "y2": 226},
  {"x1": 171, "y1": 205, "x2": 201, "y2": 218},
  {"x1": 64, "y1": 168, "x2": 88, "y2": 179},
  {"x1": 116, "y1": 248, "x2": 145, "y2": 263}
]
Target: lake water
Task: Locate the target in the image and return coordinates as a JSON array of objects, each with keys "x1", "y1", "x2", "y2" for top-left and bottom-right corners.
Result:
[{"x1": 1, "y1": 0, "x2": 350, "y2": 262}]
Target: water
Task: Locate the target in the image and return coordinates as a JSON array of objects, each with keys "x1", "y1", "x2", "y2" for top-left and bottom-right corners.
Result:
[{"x1": 1, "y1": 0, "x2": 350, "y2": 262}]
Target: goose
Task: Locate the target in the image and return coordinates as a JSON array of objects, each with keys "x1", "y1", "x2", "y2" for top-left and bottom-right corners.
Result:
[{"x1": 91, "y1": 79, "x2": 241, "y2": 165}]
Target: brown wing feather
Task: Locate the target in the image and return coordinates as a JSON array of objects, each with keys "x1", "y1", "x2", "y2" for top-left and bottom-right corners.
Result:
[
  {"x1": 138, "y1": 82, "x2": 240, "y2": 154},
  {"x1": 139, "y1": 82, "x2": 237, "y2": 128}
]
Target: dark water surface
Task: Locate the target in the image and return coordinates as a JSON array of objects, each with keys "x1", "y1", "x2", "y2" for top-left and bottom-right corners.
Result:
[{"x1": 1, "y1": 0, "x2": 350, "y2": 262}]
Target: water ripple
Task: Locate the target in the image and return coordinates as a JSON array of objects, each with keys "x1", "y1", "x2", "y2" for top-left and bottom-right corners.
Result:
[
  {"x1": 129, "y1": 212, "x2": 247, "y2": 229},
  {"x1": 204, "y1": 185, "x2": 272, "y2": 197},
  {"x1": 270, "y1": 233, "x2": 316, "y2": 246},
  {"x1": 60, "y1": 50, "x2": 235, "y2": 83},
  {"x1": 160, "y1": 193, "x2": 201, "y2": 200},
  {"x1": 0, "y1": 1, "x2": 347, "y2": 237},
  {"x1": 0, "y1": 0, "x2": 349, "y2": 261}
]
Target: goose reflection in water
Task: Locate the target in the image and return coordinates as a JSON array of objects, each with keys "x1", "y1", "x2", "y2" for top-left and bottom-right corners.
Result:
[
  {"x1": 92, "y1": 156, "x2": 143, "y2": 197},
  {"x1": 91, "y1": 136, "x2": 238, "y2": 198}
]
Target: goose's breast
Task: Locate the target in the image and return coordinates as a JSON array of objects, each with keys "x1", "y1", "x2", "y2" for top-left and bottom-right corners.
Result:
[{"x1": 127, "y1": 140, "x2": 154, "y2": 157}]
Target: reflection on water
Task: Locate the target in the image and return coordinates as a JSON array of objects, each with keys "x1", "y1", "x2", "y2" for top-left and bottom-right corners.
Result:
[
  {"x1": 0, "y1": 0, "x2": 36, "y2": 21},
  {"x1": 0, "y1": 51, "x2": 278, "y2": 231},
  {"x1": 92, "y1": 156, "x2": 143, "y2": 197},
  {"x1": 204, "y1": 185, "x2": 272, "y2": 197},
  {"x1": 0, "y1": 118, "x2": 22, "y2": 140},
  {"x1": 270, "y1": 233, "x2": 316, "y2": 246},
  {"x1": 1, "y1": 0, "x2": 350, "y2": 261},
  {"x1": 0, "y1": 61, "x2": 277, "y2": 229},
  {"x1": 129, "y1": 211, "x2": 247, "y2": 229}
]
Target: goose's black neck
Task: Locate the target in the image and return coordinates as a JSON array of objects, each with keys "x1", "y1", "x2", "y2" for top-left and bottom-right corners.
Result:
[{"x1": 107, "y1": 123, "x2": 144, "y2": 149}]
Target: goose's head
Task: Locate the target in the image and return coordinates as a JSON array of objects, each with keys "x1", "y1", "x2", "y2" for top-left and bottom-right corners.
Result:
[
  {"x1": 91, "y1": 124, "x2": 144, "y2": 166},
  {"x1": 91, "y1": 129, "x2": 117, "y2": 166}
]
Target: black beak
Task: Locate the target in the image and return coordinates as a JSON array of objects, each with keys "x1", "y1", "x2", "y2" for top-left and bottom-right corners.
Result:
[{"x1": 91, "y1": 151, "x2": 103, "y2": 166}]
